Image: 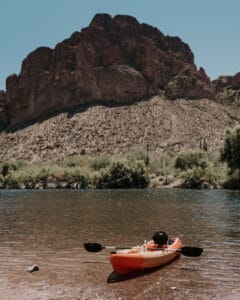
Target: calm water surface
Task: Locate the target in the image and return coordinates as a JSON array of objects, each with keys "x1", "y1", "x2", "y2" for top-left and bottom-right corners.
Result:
[{"x1": 0, "y1": 189, "x2": 239, "y2": 299}]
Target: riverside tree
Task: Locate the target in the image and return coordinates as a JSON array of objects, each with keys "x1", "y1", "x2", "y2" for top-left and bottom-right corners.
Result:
[{"x1": 220, "y1": 126, "x2": 240, "y2": 170}]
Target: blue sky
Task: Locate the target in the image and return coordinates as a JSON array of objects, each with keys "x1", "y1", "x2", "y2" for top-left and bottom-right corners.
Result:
[{"x1": 0, "y1": 0, "x2": 239, "y2": 90}]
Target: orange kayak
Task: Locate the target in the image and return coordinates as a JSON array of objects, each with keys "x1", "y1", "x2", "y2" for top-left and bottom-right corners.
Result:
[{"x1": 110, "y1": 238, "x2": 182, "y2": 275}]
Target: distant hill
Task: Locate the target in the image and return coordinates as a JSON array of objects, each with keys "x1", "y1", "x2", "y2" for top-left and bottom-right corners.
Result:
[{"x1": 0, "y1": 97, "x2": 240, "y2": 162}]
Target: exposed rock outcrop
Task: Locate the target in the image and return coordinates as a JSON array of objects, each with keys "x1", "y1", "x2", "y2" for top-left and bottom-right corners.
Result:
[
  {"x1": 0, "y1": 91, "x2": 7, "y2": 127},
  {"x1": 165, "y1": 65, "x2": 215, "y2": 99},
  {"x1": 213, "y1": 72, "x2": 240, "y2": 91},
  {"x1": 4, "y1": 13, "x2": 214, "y2": 127},
  {"x1": 213, "y1": 72, "x2": 240, "y2": 105}
]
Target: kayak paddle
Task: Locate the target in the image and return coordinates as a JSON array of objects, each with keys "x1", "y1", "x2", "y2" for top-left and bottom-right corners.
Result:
[
  {"x1": 176, "y1": 246, "x2": 203, "y2": 257},
  {"x1": 84, "y1": 243, "x2": 133, "y2": 252},
  {"x1": 83, "y1": 243, "x2": 203, "y2": 257}
]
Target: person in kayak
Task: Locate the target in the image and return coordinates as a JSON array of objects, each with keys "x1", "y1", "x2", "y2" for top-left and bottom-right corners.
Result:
[
  {"x1": 152, "y1": 231, "x2": 168, "y2": 246},
  {"x1": 146, "y1": 231, "x2": 169, "y2": 250}
]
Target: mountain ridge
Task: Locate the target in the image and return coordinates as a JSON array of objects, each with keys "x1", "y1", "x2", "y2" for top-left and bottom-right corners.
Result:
[{"x1": 1, "y1": 13, "x2": 216, "y2": 128}]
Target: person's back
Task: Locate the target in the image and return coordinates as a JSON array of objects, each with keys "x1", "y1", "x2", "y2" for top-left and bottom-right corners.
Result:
[{"x1": 151, "y1": 231, "x2": 168, "y2": 248}]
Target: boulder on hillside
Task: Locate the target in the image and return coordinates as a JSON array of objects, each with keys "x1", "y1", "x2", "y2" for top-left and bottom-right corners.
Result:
[
  {"x1": 213, "y1": 72, "x2": 240, "y2": 91},
  {"x1": 231, "y1": 72, "x2": 240, "y2": 90},
  {"x1": 213, "y1": 72, "x2": 240, "y2": 105},
  {"x1": 165, "y1": 65, "x2": 215, "y2": 99}
]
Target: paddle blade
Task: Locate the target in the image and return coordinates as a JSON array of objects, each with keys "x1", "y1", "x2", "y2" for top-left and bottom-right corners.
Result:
[
  {"x1": 84, "y1": 243, "x2": 104, "y2": 252},
  {"x1": 180, "y1": 246, "x2": 203, "y2": 257}
]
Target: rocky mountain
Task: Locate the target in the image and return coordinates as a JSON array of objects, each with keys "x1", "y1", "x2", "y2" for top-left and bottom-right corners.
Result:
[
  {"x1": 2, "y1": 13, "x2": 216, "y2": 128},
  {"x1": 0, "y1": 13, "x2": 240, "y2": 163}
]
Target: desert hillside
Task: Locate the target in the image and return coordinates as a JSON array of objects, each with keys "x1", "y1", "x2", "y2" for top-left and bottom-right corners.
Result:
[
  {"x1": 0, "y1": 13, "x2": 240, "y2": 164},
  {"x1": 0, "y1": 96, "x2": 240, "y2": 162}
]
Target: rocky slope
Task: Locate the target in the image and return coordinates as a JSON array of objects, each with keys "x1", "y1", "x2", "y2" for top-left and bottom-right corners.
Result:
[{"x1": 1, "y1": 96, "x2": 240, "y2": 162}]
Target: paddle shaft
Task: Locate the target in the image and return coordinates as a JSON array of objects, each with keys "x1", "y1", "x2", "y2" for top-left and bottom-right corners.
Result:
[
  {"x1": 104, "y1": 246, "x2": 139, "y2": 250},
  {"x1": 84, "y1": 243, "x2": 203, "y2": 257}
]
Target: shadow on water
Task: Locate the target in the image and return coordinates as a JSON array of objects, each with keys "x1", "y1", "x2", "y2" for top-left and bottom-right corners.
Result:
[{"x1": 107, "y1": 268, "x2": 161, "y2": 283}]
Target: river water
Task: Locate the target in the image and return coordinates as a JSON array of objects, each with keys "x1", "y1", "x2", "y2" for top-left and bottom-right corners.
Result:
[{"x1": 0, "y1": 189, "x2": 239, "y2": 299}]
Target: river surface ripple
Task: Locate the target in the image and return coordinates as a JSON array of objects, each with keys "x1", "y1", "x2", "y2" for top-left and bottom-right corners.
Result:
[{"x1": 0, "y1": 189, "x2": 239, "y2": 299}]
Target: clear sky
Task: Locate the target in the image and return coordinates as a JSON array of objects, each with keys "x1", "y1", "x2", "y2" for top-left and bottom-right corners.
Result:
[{"x1": 0, "y1": 0, "x2": 239, "y2": 90}]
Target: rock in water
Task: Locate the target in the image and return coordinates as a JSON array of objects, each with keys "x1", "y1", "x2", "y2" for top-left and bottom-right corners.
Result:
[{"x1": 26, "y1": 264, "x2": 39, "y2": 273}]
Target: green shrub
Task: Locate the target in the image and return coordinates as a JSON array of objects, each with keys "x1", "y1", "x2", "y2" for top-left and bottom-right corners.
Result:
[
  {"x1": 62, "y1": 156, "x2": 91, "y2": 168},
  {"x1": 0, "y1": 160, "x2": 28, "y2": 176},
  {"x1": 0, "y1": 174, "x2": 4, "y2": 188},
  {"x1": 126, "y1": 147, "x2": 149, "y2": 165},
  {"x1": 17, "y1": 174, "x2": 36, "y2": 189},
  {"x1": 180, "y1": 166, "x2": 219, "y2": 189},
  {"x1": 3, "y1": 165, "x2": 42, "y2": 189},
  {"x1": 149, "y1": 153, "x2": 175, "y2": 175},
  {"x1": 64, "y1": 168, "x2": 90, "y2": 188},
  {"x1": 4, "y1": 175, "x2": 20, "y2": 189},
  {"x1": 35, "y1": 167, "x2": 49, "y2": 185},
  {"x1": 175, "y1": 150, "x2": 208, "y2": 171},
  {"x1": 220, "y1": 126, "x2": 240, "y2": 170},
  {"x1": 45, "y1": 165, "x2": 89, "y2": 188},
  {"x1": 90, "y1": 155, "x2": 112, "y2": 171},
  {"x1": 96, "y1": 160, "x2": 149, "y2": 188},
  {"x1": 223, "y1": 169, "x2": 240, "y2": 189}
]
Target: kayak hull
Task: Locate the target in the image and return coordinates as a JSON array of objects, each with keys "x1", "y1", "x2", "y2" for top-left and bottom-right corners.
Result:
[{"x1": 110, "y1": 238, "x2": 182, "y2": 275}]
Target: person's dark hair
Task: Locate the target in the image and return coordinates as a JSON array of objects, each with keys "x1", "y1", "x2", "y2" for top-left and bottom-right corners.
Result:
[{"x1": 152, "y1": 231, "x2": 168, "y2": 246}]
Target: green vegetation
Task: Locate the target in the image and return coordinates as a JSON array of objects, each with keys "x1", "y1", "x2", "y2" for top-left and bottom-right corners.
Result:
[
  {"x1": 223, "y1": 169, "x2": 240, "y2": 189},
  {"x1": 220, "y1": 126, "x2": 240, "y2": 170},
  {"x1": 220, "y1": 126, "x2": 240, "y2": 188},
  {"x1": 0, "y1": 150, "x2": 151, "y2": 189},
  {"x1": 174, "y1": 150, "x2": 225, "y2": 189},
  {"x1": 174, "y1": 150, "x2": 208, "y2": 171},
  {"x1": 1, "y1": 126, "x2": 240, "y2": 189},
  {"x1": 180, "y1": 166, "x2": 219, "y2": 189},
  {"x1": 96, "y1": 160, "x2": 149, "y2": 188}
]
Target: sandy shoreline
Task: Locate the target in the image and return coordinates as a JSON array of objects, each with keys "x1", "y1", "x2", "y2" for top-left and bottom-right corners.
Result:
[
  {"x1": 1, "y1": 278, "x2": 240, "y2": 300},
  {"x1": 0, "y1": 278, "x2": 115, "y2": 300}
]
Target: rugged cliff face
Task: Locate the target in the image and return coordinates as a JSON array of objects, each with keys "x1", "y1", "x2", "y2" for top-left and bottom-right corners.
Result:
[
  {"x1": 0, "y1": 90, "x2": 7, "y2": 127},
  {"x1": 4, "y1": 13, "x2": 214, "y2": 127},
  {"x1": 213, "y1": 72, "x2": 240, "y2": 91},
  {"x1": 213, "y1": 72, "x2": 240, "y2": 105}
]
